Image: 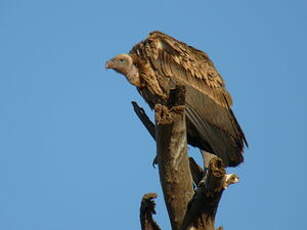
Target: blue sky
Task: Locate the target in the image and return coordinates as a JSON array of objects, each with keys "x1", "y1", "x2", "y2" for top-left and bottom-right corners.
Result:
[{"x1": 1, "y1": 0, "x2": 306, "y2": 229}]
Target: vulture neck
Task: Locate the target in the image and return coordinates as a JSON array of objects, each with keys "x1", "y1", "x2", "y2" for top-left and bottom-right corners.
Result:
[{"x1": 126, "y1": 64, "x2": 141, "y2": 87}]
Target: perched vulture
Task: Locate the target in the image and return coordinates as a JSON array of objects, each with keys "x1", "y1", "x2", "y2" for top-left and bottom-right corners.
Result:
[{"x1": 105, "y1": 31, "x2": 247, "y2": 167}]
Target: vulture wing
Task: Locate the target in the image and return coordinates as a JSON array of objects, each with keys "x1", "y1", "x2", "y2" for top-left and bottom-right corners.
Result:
[{"x1": 130, "y1": 31, "x2": 247, "y2": 166}]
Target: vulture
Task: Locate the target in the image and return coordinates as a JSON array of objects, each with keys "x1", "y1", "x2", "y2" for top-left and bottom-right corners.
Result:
[{"x1": 105, "y1": 31, "x2": 247, "y2": 167}]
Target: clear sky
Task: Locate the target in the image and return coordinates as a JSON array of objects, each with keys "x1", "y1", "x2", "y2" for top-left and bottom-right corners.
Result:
[{"x1": 1, "y1": 0, "x2": 306, "y2": 229}]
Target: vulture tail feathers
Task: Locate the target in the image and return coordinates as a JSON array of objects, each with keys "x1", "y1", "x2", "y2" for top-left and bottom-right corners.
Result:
[{"x1": 229, "y1": 108, "x2": 248, "y2": 148}]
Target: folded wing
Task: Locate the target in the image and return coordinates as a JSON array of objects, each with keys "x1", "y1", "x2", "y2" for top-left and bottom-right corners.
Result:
[{"x1": 130, "y1": 31, "x2": 247, "y2": 167}]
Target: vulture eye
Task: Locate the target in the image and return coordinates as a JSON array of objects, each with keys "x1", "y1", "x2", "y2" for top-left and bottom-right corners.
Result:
[{"x1": 119, "y1": 59, "x2": 126, "y2": 63}]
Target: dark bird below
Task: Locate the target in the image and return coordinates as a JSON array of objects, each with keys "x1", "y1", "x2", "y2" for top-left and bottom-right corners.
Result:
[{"x1": 105, "y1": 31, "x2": 248, "y2": 167}]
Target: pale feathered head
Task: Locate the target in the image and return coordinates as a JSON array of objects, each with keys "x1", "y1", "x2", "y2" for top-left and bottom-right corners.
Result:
[
  {"x1": 105, "y1": 54, "x2": 133, "y2": 76},
  {"x1": 105, "y1": 54, "x2": 140, "y2": 87}
]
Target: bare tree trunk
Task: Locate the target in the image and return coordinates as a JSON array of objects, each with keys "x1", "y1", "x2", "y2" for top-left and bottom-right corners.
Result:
[{"x1": 155, "y1": 86, "x2": 193, "y2": 230}]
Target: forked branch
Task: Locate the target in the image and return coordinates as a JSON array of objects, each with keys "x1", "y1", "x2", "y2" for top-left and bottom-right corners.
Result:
[
  {"x1": 180, "y1": 157, "x2": 239, "y2": 230},
  {"x1": 133, "y1": 86, "x2": 239, "y2": 230}
]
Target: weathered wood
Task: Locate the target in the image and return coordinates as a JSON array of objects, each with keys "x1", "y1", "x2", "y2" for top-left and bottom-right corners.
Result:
[
  {"x1": 155, "y1": 86, "x2": 194, "y2": 230},
  {"x1": 140, "y1": 193, "x2": 161, "y2": 230},
  {"x1": 132, "y1": 101, "x2": 156, "y2": 140},
  {"x1": 180, "y1": 157, "x2": 238, "y2": 230},
  {"x1": 200, "y1": 151, "x2": 216, "y2": 170},
  {"x1": 189, "y1": 157, "x2": 204, "y2": 186}
]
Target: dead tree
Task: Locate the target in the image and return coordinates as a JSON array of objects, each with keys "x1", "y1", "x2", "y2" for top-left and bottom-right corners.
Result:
[{"x1": 133, "y1": 86, "x2": 239, "y2": 230}]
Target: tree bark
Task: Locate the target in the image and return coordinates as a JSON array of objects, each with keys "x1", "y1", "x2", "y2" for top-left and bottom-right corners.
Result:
[
  {"x1": 155, "y1": 86, "x2": 194, "y2": 230},
  {"x1": 180, "y1": 157, "x2": 239, "y2": 230},
  {"x1": 140, "y1": 193, "x2": 161, "y2": 230},
  {"x1": 132, "y1": 101, "x2": 155, "y2": 140}
]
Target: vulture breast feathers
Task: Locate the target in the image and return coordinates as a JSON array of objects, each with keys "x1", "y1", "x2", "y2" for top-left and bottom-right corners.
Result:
[{"x1": 106, "y1": 31, "x2": 248, "y2": 167}]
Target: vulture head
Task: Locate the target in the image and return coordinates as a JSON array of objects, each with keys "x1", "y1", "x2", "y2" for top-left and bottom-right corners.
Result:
[{"x1": 105, "y1": 54, "x2": 141, "y2": 87}]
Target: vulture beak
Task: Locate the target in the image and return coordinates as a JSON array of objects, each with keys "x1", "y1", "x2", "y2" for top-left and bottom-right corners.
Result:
[{"x1": 105, "y1": 60, "x2": 113, "y2": 69}]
